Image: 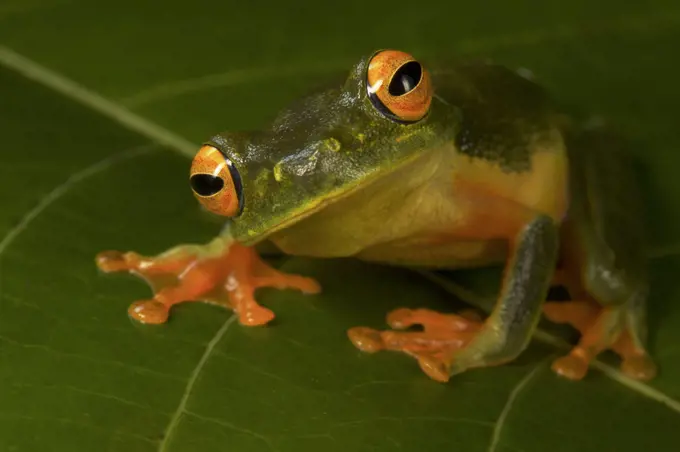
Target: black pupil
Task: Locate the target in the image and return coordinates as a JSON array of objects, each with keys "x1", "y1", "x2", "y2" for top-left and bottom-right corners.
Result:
[
  {"x1": 388, "y1": 61, "x2": 422, "y2": 96},
  {"x1": 190, "y1": 174, "x2": 224, "y2": 197}
]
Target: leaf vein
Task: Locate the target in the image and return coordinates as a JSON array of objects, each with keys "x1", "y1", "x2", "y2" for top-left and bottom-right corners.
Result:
[
  {"x1": 420, "y1": 271, "x2": 680, "y2": 416},
  {"x1": 0, "y1": 144, "x2": 157, "y2": 258},
  {"x1": 11, "y1": 382, "x2": 167, "y2": 413},
  {"x1": 0, "y1": 412, "x2": 157, "y2": 444},
  {"x1": 532, "y1": 330, "x2": 680, "y2": 414},
  {"x1": 487, "y1": 362, "x2": 546, "y2": 452},
  {"x1": 121, "y1": 62, "x2": 350, "y2": 108},
  {"x1": 0, "y1": 46, "x2": 196, "y2": 157},
  {"x1": 0, "y1": 334, "x2": 182, "y2": 381},
  {"x1": 185, "y1": 410, "x2": 278, "y2": 452},
  {"x1": 2, "y1": 292, "x2": 205, "y2": 348},
  {"x1": 119, "y1": 8, "x2": 680, "y2": 108},
  {"x1": 331, "y1": 415, "x2": 493, "y2": 430},
  {"x1": 158, "y1": 315, "x2": 237, "y2": 452}
]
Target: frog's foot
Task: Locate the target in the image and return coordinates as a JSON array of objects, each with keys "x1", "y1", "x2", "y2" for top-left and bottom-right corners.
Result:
[
  {"x1": 543, "y1": 300, "x2": 657, "y2": 381},
  {"x1": 347, "y1": 308, "x2": 482, "y2": 382},
  {"x1": 96, "y1": 242, "x2": 320, "y2": 326}
]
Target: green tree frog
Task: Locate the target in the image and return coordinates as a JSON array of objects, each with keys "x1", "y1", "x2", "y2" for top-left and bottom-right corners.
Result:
[{"x1": 96, "y1": 50, "x2": 657, "y2": 383}]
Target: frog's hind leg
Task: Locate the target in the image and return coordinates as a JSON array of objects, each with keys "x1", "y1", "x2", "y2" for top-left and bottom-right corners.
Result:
[
  {"x1": 542, "y1": 125, "x2": 657, "y2": 381},
  {"x1": 543, "y1": 248, "x2": 656, "y2": 381}
]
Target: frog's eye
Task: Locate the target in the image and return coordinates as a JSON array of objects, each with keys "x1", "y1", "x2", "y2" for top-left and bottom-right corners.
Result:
[
  {"x1": 190, "y1": 145, "x2": 243, "y2": 217},
  {"x1": 366, "y1": 50, "x2": 432, "y2": 123}
]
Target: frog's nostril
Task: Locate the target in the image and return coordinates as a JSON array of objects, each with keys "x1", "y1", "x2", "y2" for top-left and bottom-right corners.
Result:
[{"x1": 190, "y1": 174, "x2": 224, "y2": 197}]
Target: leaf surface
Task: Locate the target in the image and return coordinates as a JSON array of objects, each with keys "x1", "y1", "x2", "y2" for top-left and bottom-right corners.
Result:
[{"x1": 1, "y1": 1, "x2": 679, "y2": 451}]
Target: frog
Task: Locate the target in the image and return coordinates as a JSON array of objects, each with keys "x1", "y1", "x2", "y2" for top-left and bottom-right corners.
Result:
[{"x1": 95, "y1": 49, "x2": 657, "y2": 383}]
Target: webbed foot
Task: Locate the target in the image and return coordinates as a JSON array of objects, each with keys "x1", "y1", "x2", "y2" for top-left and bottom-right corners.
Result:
[
  {"x1": 543, "y1": 300, "x2": 657, "y2": 381},
  {"x1": 96, "y1": 238, "x2": 320, "y2": 326},
  {"x1": 348, "y1": 308, "x2": 482, "y2": 382}
]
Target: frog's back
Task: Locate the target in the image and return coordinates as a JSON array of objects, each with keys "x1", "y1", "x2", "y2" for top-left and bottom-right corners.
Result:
[
  {"x1": 433, "y1": 62, "x2": 560, "y2": 169},
  {"x1": 432, "y1": 61, "x2": 570, "y2": 222}
]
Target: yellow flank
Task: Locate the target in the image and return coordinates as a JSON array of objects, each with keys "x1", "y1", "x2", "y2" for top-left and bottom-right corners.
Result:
[{"x1": 452, "y1": 136, "x2": 569, "y2": 222}]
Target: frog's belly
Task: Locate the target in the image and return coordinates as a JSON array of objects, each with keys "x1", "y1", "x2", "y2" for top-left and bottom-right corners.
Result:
[
  {"x1": 272, "y1": 229, "x2": 508, "y2": 269},
  {"x1": 354, "y1": 235, "x2": 508, "y2": 269}
]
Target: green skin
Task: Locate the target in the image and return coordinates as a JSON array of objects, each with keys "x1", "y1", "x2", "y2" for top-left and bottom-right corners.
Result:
[{"x1": 198, "y1": 51, "x2": 651, "y2": 378}]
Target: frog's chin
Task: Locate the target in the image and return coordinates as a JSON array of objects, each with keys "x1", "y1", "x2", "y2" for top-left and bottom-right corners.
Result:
[{"x1": 232, "y1": 184, "x2": 362, "y2": 246}]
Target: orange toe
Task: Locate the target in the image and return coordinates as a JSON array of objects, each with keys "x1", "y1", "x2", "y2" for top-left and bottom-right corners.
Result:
[
  {"x1": 97, "y1": 241, "x2": 320, "y2": 327},
  {"x1": 544, "y1": 299, "x2": 656, "y2": 381},
  {"x1": 621, "y1": 354, "x2": 657, "y2": 381},
  {"x1": 551, "y1": 353, "x2": 589, "y2": 380},
  {"x1": 96, "y1": 250, "x2": 136, "y2": 273},
  {"x1": 348, "y1": 308, "x2": 481, "y2": 381},
  {"x1": 128, "y1": 300, "x2": 169, "y2": 324},
  {"x1": 239, "y1": 305, "x2": 276, "y2": 326},
  {"x1": 347, "y1": 327, "x2": 386, "y2": 353},
  {"x1": 417, "y1": 355, "x2": 451, "y2": 383}
]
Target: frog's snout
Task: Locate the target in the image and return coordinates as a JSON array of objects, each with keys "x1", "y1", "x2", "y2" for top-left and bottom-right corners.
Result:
[{"x1": 189, "y1": 145, "x2": 243, "y2": 217}]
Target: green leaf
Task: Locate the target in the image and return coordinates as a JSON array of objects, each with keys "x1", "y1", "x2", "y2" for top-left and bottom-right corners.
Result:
[{"x1": 1, "y1": 1, "x2": 679, "y2": 451}]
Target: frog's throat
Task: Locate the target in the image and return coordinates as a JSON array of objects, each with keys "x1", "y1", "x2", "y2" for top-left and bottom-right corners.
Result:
[
  {"x1": 232, "y1": 176, "x2": 375, "y2": 246},
  {"x1": 232, "y1": 148, "x2": 435, "y2": 246}
]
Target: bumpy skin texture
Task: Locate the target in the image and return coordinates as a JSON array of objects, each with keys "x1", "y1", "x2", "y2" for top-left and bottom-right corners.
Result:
[
  {"x1": 97, "y1": 50, "x2": 656, "y2": 383},
  {"x1": 204, "y1": 63, "x2": 460, "y2": 245}
]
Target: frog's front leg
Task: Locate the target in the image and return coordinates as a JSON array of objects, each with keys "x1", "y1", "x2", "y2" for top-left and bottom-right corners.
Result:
[
  {"x1": 349, "y1": 215, "x2": 559, "y2": 382},
  {"x1": 96, "y1": 235, "x2": 321, "y2": 326}
]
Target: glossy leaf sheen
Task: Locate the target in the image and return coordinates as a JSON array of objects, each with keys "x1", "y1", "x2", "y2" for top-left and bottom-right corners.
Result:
[{"x1": 1, "y1": 1, "x2": 679, "y2": 451}]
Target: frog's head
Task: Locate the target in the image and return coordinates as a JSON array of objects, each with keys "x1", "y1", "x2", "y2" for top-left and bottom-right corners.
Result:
[{"x1": 189, "y1": 50, "x2": 460, "y2": 244}]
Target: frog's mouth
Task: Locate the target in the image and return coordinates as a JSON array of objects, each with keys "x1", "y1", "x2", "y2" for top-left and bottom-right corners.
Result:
[
  {"x1": 231, "y1": 146, "x2": 440, "y2": 246},
  {"x1": 190, "y1": 142, "x2": 350, "y2": 245},
  {"x1": 231, "y1": 175, "x2": 375, "y2": 246}
]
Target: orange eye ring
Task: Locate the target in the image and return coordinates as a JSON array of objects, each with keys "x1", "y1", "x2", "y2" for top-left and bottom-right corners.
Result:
[
  {"x1": 366, "y1": 50, "x2": 432, "y2": 123},
  {"x1": 189, "y1": 145, "x2": 243, "y2": 217}
]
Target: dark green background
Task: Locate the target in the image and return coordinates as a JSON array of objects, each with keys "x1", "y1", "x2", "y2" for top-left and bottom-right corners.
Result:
[{"x1": 1, "y1": 0, "x2": 679, "y2": 451}]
